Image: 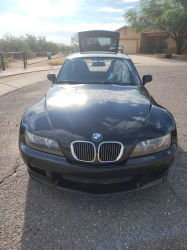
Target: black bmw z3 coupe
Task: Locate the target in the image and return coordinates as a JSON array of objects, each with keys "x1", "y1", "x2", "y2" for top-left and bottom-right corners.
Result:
[{"x1": 19, "y1": 30, "x2": 178, "y2": 195}]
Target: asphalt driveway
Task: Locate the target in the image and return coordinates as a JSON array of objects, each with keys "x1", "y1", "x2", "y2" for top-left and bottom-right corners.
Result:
[{"x1": 0, "y1": 61, "x2": 187, "y2": 249}]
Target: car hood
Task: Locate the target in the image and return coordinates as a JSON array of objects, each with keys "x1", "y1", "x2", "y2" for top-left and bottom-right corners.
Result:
[{"x1": 46, "y1": 84, "x2": 151, "y2": 151}]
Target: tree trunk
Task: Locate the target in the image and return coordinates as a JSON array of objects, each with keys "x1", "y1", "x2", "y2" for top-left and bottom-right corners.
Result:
[{"x1": 176, "y1": 40, "x2": 182, "y2": 54}]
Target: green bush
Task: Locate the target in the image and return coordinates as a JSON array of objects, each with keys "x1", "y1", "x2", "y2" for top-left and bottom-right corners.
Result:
[
  {"x1": 157, "y1": 44, "x2": 167, "y2": 53},
  {"x1": 0, "y1": 33, "x2": 31, "y2": 59},
  {"x1": 148, "y1": 44, "x2": 157, "y2": 53},
  {"x1": 26, "y1": 52, "x2": 36, "y2": 59},
  {"x1": 0, "y1": 33, "x2": 60, "y2": 58},
  {"x1": 165, "y1": 52, "x2": 173, "y2": 58},
  {"x1": 148, "y1": 44, "x2": 167, "y2": 53},
  {"x1": 0, "y1": 32, "x2": 71, "y2": 64}
]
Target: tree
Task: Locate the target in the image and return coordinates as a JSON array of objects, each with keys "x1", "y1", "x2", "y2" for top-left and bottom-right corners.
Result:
[
  {"x1": 82, "y1": 37, "x2": 101, "y2": 51},
  {"x1": 24, "y1": 34, "x2": 59, "y2": 56},
  {"x1": 45, "y1": 41, "x2": 59, "y2": 54},
  {"x1": 0, "y1": 33, "x2": 30, "y2": 52},
  {"x1": 70, "y1": 33, "x2": 79, "y2": 53},
  {"x1": 71, "y1": 33, "x2": 79, "y2": 46},
  {"x1": 177, "y1": 0, "x2": 187, "y2": 10},
  {"x1": 0, "y1": 33, "x2": 33, "y2": 59},
  {"x1": 124, "y1": 0, "x2": 187, "y2": 54},
  {"x1": 0, "y1": 33, "x2": 61, "y2": 59},
  {"x1": 24, "y1": 34, "x2": 39, "y2": 52}
]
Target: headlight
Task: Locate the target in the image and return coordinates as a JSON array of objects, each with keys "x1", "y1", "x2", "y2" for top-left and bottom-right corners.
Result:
[
  {"x1": 130, "y1": 133, "x2": 171, "y2": 158},
  {"x1": 25, "y1": 131, "x2": 64, "y2": 156}
]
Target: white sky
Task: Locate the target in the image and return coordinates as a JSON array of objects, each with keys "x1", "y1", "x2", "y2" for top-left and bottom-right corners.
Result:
[{"x1": 0, "y1": 0, "x2": 139, "y2": 45}]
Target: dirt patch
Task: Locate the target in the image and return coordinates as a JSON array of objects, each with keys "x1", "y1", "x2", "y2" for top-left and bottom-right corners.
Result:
[
  {"x1": 4, "y1": 55, "x2": 68, "y2": 71},
  {"x1": 138, "y1": 53, "x2": 187, "y2": 61},
  {"x1": 46, "y1": 56, "x2": 67, "y2": 66}
]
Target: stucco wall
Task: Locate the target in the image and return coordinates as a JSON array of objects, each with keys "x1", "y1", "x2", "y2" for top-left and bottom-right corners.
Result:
[
  {"x1": 140, "y1": 34, "x2": 149, "y2": 53},
  {"x1": 117, "y1": 26, "x2": 141, "y2": 39},
  {"x1": 168, "y1": 36, "x2": 177, "y2": 53},
  {"x1": 140, "y1": 33, "x2": 169, "y2": 53},
  {"x1": 116, "y1": 27, "x2": 187, "y2": 54},
  {"x1": 117, "y1": 27, "x2": 141, "y2": 53}
]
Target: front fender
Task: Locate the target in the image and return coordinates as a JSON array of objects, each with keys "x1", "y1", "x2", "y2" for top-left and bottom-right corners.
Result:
[
  {"x1": 19, "y1": 98, "x2": 56, "y2": 142},
  {"x1": 138, "y1": 98, "x2": 177, "y2": 144}
]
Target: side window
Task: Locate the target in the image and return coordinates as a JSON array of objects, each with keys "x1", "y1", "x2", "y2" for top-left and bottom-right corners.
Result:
[
  {"x1": 124, "y1": 60, "x2": 141, "y2": 85},
  {"x1": 107, "y1": 59, "x2": 140, "y2": 85},
  {"x1": 58, "y1": 60, "x2": 73, "y2": 81},
  {"x1": 107, "y1": 60, "x2": 130, "y2": 83}
]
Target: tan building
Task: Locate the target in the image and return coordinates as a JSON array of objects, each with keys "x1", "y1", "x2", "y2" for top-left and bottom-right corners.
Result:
[{"x1": 116, "y1": 26, "x2": 187, "y2": 54}]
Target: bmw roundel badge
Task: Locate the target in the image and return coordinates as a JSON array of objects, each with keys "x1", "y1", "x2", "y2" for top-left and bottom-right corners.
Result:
[{"x1": 92, "y1": 133, "x2": 102, "y2": 141}]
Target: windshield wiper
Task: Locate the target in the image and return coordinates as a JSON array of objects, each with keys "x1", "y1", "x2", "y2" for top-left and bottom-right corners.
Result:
[
  {"x1": 75, "y1": 81, "x2": 114, "y2": 84},
  {"x1": 56, "y1": 80, "x2": 82, "y2": 84},
  {"x1": 101, "y1": 81, "x2": 114, "y2": 84}
]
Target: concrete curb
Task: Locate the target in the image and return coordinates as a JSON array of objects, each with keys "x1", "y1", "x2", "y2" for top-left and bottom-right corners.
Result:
[
  {"x1": 0, "y1": 72, "x2": 53, "y2": 96},
  {"x1": 0, "y1": 66, "x2": 61, "y2": 78},
  {"x1": 0, "y1": 66, "x2": 61, "y2": 96}
]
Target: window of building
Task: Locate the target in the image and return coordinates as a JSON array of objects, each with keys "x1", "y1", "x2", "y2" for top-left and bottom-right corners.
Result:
[
  {"x1": 123, "y1": 28, "x2": 127, "y2": 35},
  {"x1": 161, "y1": 38, "x2": 169, "y2": 48}
]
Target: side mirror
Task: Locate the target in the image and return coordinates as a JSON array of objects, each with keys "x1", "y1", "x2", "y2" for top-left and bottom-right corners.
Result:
[
  {"x1": 47, "y1": 73, "x2": 56, "y2": 84},
  {"x1": 142, "y1": 75, "x2": 152, "y2": 85}
]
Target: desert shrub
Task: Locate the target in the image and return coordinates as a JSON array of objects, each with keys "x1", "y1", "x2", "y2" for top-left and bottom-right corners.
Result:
[
  {"x1": 148, "y1": 44, "x2": 157, "y2": 53},
  {"x1": 24, "y1": 34, "x2": 60, "y2": 56},
  {"x1": 165, "y1": 52, "x2": 173, "y2": 58},
  {"x1": 0, "y1": 60, "x2": 9, "y2": 69},
  {"x1": 26, "y1": 52, "x2": 36, "y2": 59},
  {"x1": 0, "y1": 33, "x2": 60, "y2": 58},
  {"x1": 148, "y1": 44, "x2": 166, "y2": 53},
  {"x1": 0, "y1": 34, "x2": 30, "y2": 58},
  {"x1": 157, "y1": 44, "x2": 167, "y2": 53}
]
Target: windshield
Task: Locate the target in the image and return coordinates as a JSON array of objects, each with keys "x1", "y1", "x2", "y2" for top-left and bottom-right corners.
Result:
[{"x1": 56, "y1": 57, "x2": 141, "y2": 85}]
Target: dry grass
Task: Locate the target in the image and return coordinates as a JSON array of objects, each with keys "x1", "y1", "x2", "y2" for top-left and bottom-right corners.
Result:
[
  {"x1": 0, "y1": 57, "x2": 13, "y2": 69},
  {"x1": 140, "y1": 53, "x2": 187, "y2": 61},
  {"x1": 47, "y1": 55, "x2": 68, "y2": 66},
  {"x1": 4, "y1": 56, "x2": 16, "y2": 61},
  {"x1": 172, "y1": 54, "x2": 187, "y2": 60}
]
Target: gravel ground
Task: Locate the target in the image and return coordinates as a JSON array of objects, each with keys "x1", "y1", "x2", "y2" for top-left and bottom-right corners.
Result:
[{"x1": 0, "y1": 65, "x2": 187, "y2": 250}]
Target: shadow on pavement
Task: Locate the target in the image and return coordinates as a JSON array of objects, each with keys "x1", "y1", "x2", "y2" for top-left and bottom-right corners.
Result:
[{"x1": 20, "y1": 147, "x2": 187, "y2": 250}]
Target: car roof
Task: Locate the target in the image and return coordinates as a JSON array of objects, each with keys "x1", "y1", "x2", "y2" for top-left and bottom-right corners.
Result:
[{"x1": 67, "y1": 52, "x2": 130, "y2": 60}]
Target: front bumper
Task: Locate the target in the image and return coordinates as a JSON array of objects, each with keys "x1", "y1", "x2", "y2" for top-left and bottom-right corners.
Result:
[{"x1": 20, "y1": 142, "x2": 177, "y2": 196}]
